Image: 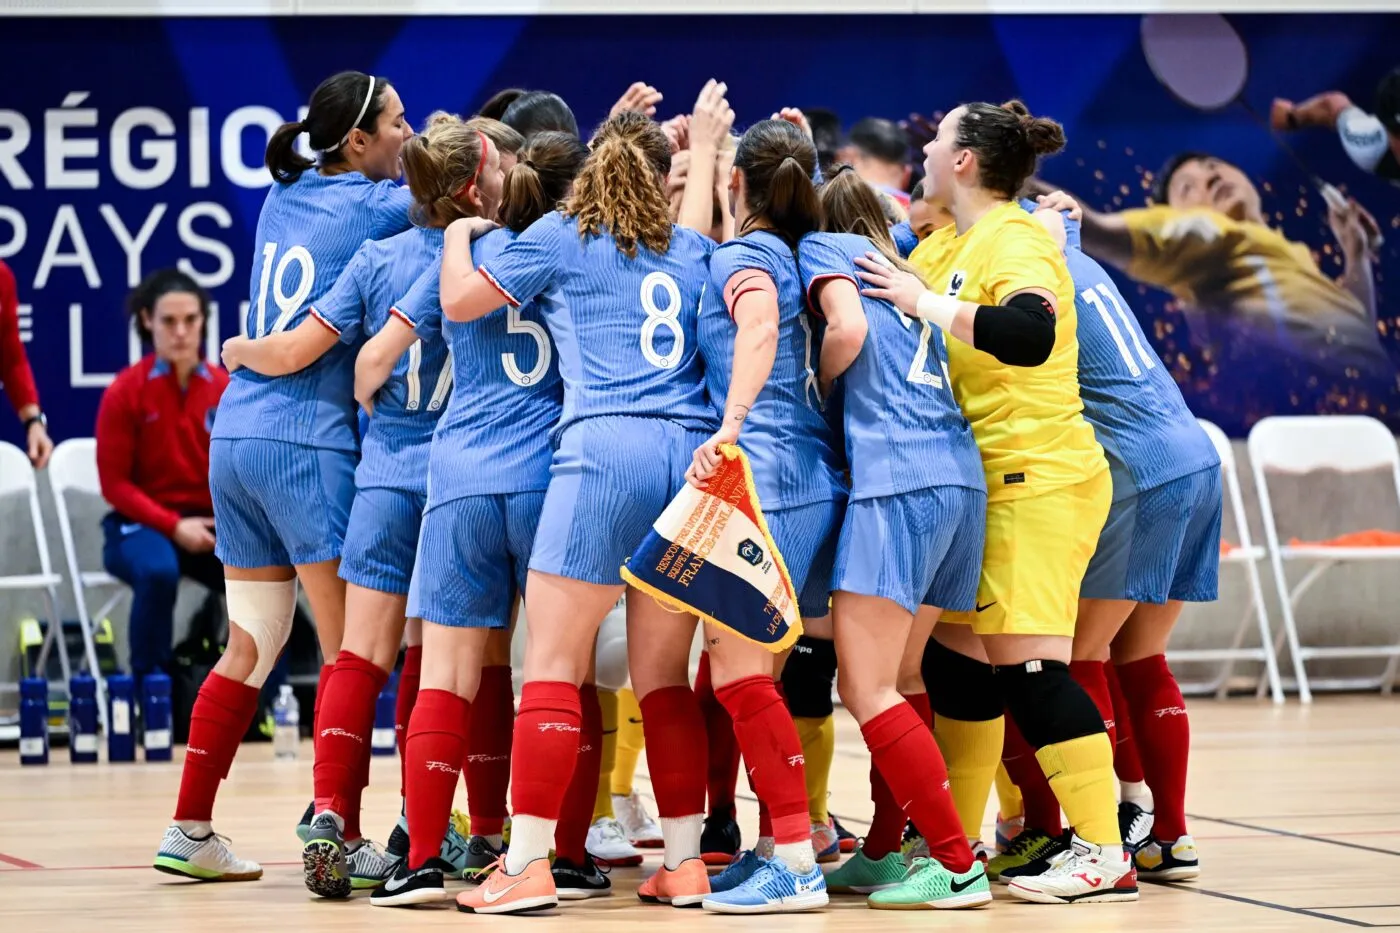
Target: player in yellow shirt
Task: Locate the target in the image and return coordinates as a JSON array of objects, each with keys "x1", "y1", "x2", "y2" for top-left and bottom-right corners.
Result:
[
  {"x1": 856, "y1": 100, "x2": 1133, "y2": 905},
  {"x1": 1033, "y1": 153, "x2": 1392, "y2": 426}
]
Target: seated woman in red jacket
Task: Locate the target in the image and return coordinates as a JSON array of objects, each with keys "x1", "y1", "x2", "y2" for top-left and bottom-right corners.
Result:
[{"x1": 97, "y1": 269, "x2": 229, "y2": 686}]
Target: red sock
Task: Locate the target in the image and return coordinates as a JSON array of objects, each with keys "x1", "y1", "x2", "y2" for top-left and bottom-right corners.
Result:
[
  {"x1": 406, "y1": 689, "x2": 468, "y2": 868},
  {"x1": 1117, "y1": 655, "x2": 1190, "y2": 840},
  {"x1": 639, "y1": 685, "x2": 707, "y2": 818},
  {"x1": 1069, "y1": 660, "x2": 1116, "y2": 749},
  {"x1": 1002, "y1": 713, "x2": 1062, "y2": 835},
  {"x1": 396, "y1": 646, "x2": 422, "y2": 796},
  {"x1": 716, "y1": 675, "x2": 808, "y2": 844},
  {"x1": 695, "y1": 653, "x2": 740, "y2": 820},
  {"x1": 466, "y1": 665, "x2": 513, "y2": 837},
  {"x1": 866, "y1": 692, "x2": 931, "y2": 857},
  {"x1": 1105, "y1": 662, "x2": 1145, "y2": 783},
  {"x1": 312, "y1": 652, "x2": 389, "y2": 830},
  {"x1": 173, "y1": 673, "x2": 259, "y2": 822},
  {"x1": 313, "y1": 662, "x2": 333, "y2": 743},
  {"x1": 555, "y1": 685, "x2": 602, "y2": 862},
  {"x1": 862, "y1": 702, "x2": 972, "y2": 872},
  {"x1": 510, "y1": 681, "x2": 580, "y2": 819}
]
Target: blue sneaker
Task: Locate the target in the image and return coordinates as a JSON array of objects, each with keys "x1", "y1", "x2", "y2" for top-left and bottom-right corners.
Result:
[
  {"x1": 702, "y1": 856, "x2": 828, "y2": 914},
  {"x1": 709, "y1": 849, "x2": 763, "y2": 894}
]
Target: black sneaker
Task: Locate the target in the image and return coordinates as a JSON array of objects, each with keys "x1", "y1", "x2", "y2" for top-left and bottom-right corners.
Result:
[
  {"x1": 462, "y1": 834, "x2": 504, "y2": 883},
  {"x1": 385, "y1": 817, "x2": 410, "y2": 863},
  {"x1": 1119, "y1": 801, "x2": 1154, "y2": 853},
  {"x1": 700, "y1": 813, "x2": 742, "y2": 866},
  {"x1": 997, "y1": 830, "x2": 1073, "y2": 883},
  {"x1": 370, "y1": 857, "x2": 455, "y2": 908},
  {"x1": 832, "y1": 815, "x2": 858, "y2": 854},
  {"x1": 295, "y1": 799, "x2": 315, "y2": 843},
  {"x1": 301, "y1": 812, "x2": 351, "y2": 899},
  {"x1": 551, "y1": 853, "x2": 611, "y2": 899}
]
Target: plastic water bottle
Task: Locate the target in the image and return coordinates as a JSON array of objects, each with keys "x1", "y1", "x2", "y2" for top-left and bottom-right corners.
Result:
[
  {"x1": 107, "y1": 674, "x2": 136, "y2": 762},
  {"x1": 19, "y1": 677, "x2": 48, "y2": 766},
  {"x1": 372, "y1": 672, "x2": 398, "y2": 757},
  {"x1": 69, "y1": 674, "x2": 99, "y2": 763},
  {"x1": 142, "y1": 673, "x2": 173, "y2": 761},
  {"x1": 273, "y1": 684, "x2": 300, "y2": 760}
]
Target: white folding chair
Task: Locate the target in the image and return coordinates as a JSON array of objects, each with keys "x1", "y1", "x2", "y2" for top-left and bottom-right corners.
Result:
[
  {"x1": 1248, "y1": 415, "x2": 1400, "y2": 703},
  {"x1": 1164, "y1": 421, "x2": 1283, "y2": 703},
  {"x1": 0, "y1": 442, "x2": 74, "y2": 708},
  {"x1": 48, "y1": 437, "x2": 127, "y2": 728}
]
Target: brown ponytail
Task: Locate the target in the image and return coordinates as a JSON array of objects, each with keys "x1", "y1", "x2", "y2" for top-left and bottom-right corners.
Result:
[
  {"x1": 734, "y1": 119, "x2": 822, "y2": 246},
  {"x1": 500, "y1": 131, "x2": 588, "y2": 233},
  {"x1": 400, "y1": 112, "x2": 488, "y2": 228},
  {"x1": 953, "y1": 99, "x2": 1066, "y2": 199},
  {"x1": 818, "y1": 166, "x2": 919, "y2": 277},
  {"x1": 564, "y1": 110, "x2": 672, "y2": 258}
]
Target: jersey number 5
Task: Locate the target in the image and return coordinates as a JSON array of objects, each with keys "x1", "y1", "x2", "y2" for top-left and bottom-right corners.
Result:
[
  {"x1": 253, "y1": 241, "x2": 316, "y2": 338},
  {"x1": 501, "y1": 305, "x2": 553, "y2": 387},
  {"x1": 640, "y1": 271, "x2": 685, "y2": 369}
]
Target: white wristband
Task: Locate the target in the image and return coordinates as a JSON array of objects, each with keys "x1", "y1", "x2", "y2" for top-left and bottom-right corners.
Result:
[{"x1": 915, "y1": 290, "x2": 960, "y2": 331}]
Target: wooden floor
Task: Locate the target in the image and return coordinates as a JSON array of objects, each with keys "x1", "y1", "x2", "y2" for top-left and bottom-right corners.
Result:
[{"x1": 3, "y1": 696, "x2": 1398, "y2": 931}]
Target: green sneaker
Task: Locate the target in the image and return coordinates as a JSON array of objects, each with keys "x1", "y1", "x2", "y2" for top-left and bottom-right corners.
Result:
[
  {"x1": 867, "y1": 857, "x2": 991, "y2": 910},
  {"x1": 825, "y1": 848, "x2": 907, "y2": 893},
  {"x1": 987, "y1": 828, "x2": 1062, "y2": 882}
]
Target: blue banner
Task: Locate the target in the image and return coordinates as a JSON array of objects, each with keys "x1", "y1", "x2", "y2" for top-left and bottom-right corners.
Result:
[{"x1": 1, "y1": 13, "x2": 1397, "y2": 444}]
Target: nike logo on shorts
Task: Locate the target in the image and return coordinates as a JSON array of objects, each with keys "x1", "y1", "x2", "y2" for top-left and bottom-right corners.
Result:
[{"x1": 976, "y1": 601, "x2": 997, "y2": 613}]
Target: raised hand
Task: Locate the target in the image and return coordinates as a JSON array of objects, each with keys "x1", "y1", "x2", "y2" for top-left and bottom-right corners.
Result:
[
  {"x1": 690, "y1": 79, "x2": 735, "y2": 152},
  {"x1": 610, "y1": 81, "x2": 663, "y2": 118}
]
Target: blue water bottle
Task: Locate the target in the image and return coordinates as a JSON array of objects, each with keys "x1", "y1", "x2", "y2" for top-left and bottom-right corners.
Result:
[
  {"x1": 69, "y1": 673, "x2": 99, "y2": 763},
  {"x1": 372, "y1": 671, "x2": 398, "y2": 757},
  {"x1": 19, "y1": 677, "x2": 49, "y2": 765},
  {"x1": 107, "y1": 674, "x2": 136, "y2": 762},
  {"x1": 142, "y1": 673, "x2": 173, "y2": 761}
]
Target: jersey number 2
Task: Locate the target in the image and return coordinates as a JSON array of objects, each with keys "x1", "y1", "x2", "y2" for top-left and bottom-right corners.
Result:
[
  {"x1": 900, "y1": 314, "x2": 947, "y2": 389},
  {"x1": 253, "y1": 241, "x2": 315, "y2": 338}
]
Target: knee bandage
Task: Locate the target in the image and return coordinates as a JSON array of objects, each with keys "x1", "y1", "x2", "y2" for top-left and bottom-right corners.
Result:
[
  {"x1": 781, "y1": 635, "x2": 837, "y2": 718},
  {"x1": 595, "y1": 599, "x2": 630, "y2": 692},
  {"x1": 995, "y1": 659, "x2": 1105, "y2": 749},
  {"x1": 924, "y1": 638, "x2": 1002, "y2": 722},
  {"x1": 226, "y1": 578, "x2": 299, "y2": 688}
]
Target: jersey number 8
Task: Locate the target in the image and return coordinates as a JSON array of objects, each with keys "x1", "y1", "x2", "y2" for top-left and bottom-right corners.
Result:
[
  {"x1": 253, "y1": 241, "x2": 316, "y2": 338},
  {"x1": 639, "y1": 271, "x2": 685, "y2": 369}
]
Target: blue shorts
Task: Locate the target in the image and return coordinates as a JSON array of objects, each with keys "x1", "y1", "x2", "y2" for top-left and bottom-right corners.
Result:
[
  {"x1": 1081, "y1": 466, "x2": 1223, "y2": 603},
  {"x1": 408, "y1": 491, "x2": 546, "y2": 628},
  {"x1": 531, "y1": 416, "x2": 710, "y2": 586},
  {"x1": 833, "y1": 486, "x2": 987, "y2": 615},
  {"x1": 339, "y1": 487, "x2": 427, "y2": 595},
  {"x1": 766, "y1": 499, "x2": 845, "y2": 619},
  {"x1": 210, "y1": 439, "x2": 356, "y2": 568}
]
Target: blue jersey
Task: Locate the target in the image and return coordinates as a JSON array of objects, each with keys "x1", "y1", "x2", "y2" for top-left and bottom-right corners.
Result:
[
  {"x1": 477, "y1": 211, "x2": 714, "y2": 436},
  {"x1": 1019, "y1": 201, "x2": 1219, "y2": 498},
  {"x1": 697, "y1": 231, "x2": 845, "y2": 511},
  {"x1": 891, "y1": 221, "x2": 919, "y2": 259},
  {"x1": 313, "y1": 225, "x2": 449, "y2": 494},
  {"x1": 214, "y1": 171, "x2": 413, "y2": 452},
  {"x1": 399, "y1": 227, "x2": 563, "y2": 506},
  {"x1": 799, "y1": 232, "x2": 983, "y2": 501}
]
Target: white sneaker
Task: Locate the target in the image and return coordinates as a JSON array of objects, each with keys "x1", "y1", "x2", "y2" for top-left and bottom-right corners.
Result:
[
  {"x1": 587, "y1": 816, "x2": 643, "y2": 867},
  {"x1": 1006, "y1": 835, "x2": 1139, "y2": 904},
  {"x1": 154, "y1": 824, "x2": 262, "y2": 881},
  {"x1": 347, "y1": 838, "x2": 396, "y2": 890},
  {"x1": 613, "y1": 792, "x2": 663, "y2": 848}
]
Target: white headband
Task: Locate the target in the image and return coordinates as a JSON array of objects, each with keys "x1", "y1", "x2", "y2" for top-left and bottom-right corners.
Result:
[{"x1": 324, "y1": 75, "x2": 376, "y2": 153}]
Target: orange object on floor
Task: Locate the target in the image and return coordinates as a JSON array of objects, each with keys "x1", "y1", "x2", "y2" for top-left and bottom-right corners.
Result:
[{"x1": 1288, "y1": 529, "x2": 1400, "y2": 548}]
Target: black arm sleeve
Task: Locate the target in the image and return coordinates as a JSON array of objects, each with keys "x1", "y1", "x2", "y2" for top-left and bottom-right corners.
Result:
[{"x1": 970, "y1": 292, "x2": 1057, "y2": 366}]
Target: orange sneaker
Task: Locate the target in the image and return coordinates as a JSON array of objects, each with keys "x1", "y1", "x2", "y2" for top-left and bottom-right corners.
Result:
[
  {"x1": 637, "y1": 857, "x2": 710, "y2": 908},
  {"x1": 455, "y1": 857, "x2": 557, "y2": 915}
]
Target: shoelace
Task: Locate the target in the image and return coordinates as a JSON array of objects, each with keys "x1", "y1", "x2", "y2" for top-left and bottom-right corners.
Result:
[
  {"x1": 1038, "y1": 848, "x2": 1081, "y2": 877},
  {"x1": 1004, "y1": 830, "x2": 1053, "y2": 859}
]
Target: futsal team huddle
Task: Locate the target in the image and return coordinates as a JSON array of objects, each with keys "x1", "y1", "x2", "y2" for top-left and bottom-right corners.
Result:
[{"x1": 151, "y1": 69, "x2": 1223, "y2": 914}]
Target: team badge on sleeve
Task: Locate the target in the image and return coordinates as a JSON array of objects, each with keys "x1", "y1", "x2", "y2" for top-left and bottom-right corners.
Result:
[{"x1": 621, "y1": 444, "x2": 802, "y2": 652}]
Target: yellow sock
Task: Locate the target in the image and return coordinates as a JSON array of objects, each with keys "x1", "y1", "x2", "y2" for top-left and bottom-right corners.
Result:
[
  {"x1": 793, "y1": 715, "x2": 834, "y2": 824},
  {"x1": 933, "y1": 714, "x2": 1004, "y2": 840},
  {"x1": 994, "y1": 762, "x2": 1023, "y2": 821},
  {"x1": 594, "y1": 689, "x2": 619, "y2": 821},
  {"x1": 1035, "y1": 733, "x2": 1120, "y2": 846},
  {"x1": 612, "y1": 687, "x2": 645, "y2": 797}
]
